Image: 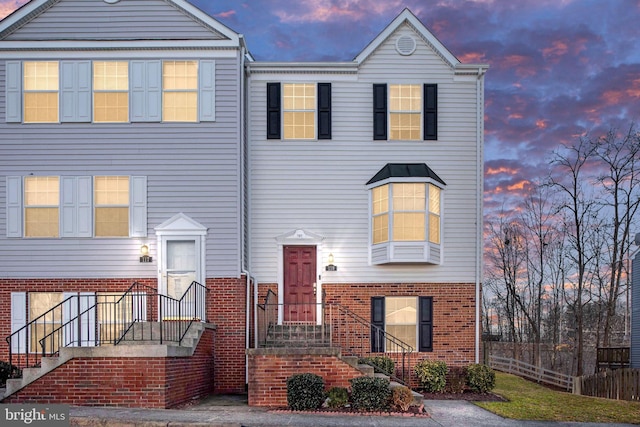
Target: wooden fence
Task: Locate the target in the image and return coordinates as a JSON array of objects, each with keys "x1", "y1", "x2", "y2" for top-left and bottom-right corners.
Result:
[
  {"x1": 575, "y1": 369, "x2": 640, "y2": 401},
  {"x1": 489, "y1": 355, "x2": 574, "y2": 391}
]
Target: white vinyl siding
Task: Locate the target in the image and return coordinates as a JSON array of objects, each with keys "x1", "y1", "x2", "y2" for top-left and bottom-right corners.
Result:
[
  {"x1": 249, "y1": 24, "x2": 481, "y2": 283},
  {"x1": 2, "y1": 0, "x2": 228, "y2": 41}
]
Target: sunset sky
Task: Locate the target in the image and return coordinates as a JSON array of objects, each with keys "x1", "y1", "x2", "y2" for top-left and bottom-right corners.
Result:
[{"x1": 2, "y1": 0, "x2": 640, "y2": 215}]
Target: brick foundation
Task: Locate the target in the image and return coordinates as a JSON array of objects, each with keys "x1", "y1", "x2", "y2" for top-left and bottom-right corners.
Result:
[
  {"x1": 206, "y1": 277, "x2": 248, "y2": 394},
  {"x1": 0, "y1": 276, "x2": 249, "y2": 397},
  {"x1": 3, "y1": 326, "x2": 216, "y2": 408},
  {"x1": 257, "y1": 281, "x2": 478, "y2": 386},
  {"x1": 247, "y1": 347, "x2": 366, "y2": 407}
]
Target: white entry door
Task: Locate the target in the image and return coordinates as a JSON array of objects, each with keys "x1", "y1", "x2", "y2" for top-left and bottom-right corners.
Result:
[
  {"x1": 155, "y1": 213, "x2": 208, "y2": 321},
  {"x1": 160, "y1": 238, "x2": 205, "y2": 320}
]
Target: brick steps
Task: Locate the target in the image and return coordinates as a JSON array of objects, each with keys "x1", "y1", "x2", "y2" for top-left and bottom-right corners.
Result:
[{"x1": 2, "y1": 322, "x2": 205, "y2": 401}]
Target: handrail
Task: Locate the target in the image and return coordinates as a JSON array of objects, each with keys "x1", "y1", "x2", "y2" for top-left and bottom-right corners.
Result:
[
  {"x1": 332, "y1": 303, "x2": 413, "y2": 385},
  {"x1": 6, "y1": 281, "x2": 209, "y2": 378},
  {"x1": 6, "y1": 294, "x2": 77, "y2": 373},
  {"x1": 257, "y1": 300, "x2": 413, "y2": 385}
]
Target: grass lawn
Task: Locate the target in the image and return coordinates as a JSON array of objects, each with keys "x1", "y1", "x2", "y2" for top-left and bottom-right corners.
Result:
[{"x1": 476, "y1": 372, "x2": 640, "y2": 424}]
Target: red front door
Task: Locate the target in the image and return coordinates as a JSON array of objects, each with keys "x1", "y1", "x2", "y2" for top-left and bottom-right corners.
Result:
[{"x1": 284, "y1": 245, "x2": 316, "y2": 323}]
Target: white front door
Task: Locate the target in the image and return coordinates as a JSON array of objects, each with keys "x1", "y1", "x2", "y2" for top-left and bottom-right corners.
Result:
[
  {"x1": 160, "y1": 238, "x2": 205, "y2": 320},
  {"x1": 155, "y1": 213, "x2": 208, "y2": 321}
]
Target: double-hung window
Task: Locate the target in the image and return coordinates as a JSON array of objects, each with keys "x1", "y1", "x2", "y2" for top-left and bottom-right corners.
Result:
[
  {"x1": 266, "y1": 82, "x2": 332, "y2": 140},
  {"x1": 24, "y1": 176, "x2": 60, "y2": 238},
  {"x1": 389, "y1": 84, "x2": 421, "y2": 140},
  {"x1": 163, "y1": 60, "x2": 198, "y2": 122},
  {"x1": 367, "y1": 163, "x2": 445, "y2": 264},
  {"x1": 94, "y1": 176, "x2": 130, "y2": 237},
  {"x1": 283, "y1": 83, "x2": 316, "y2": 139},
  {"x1": 23, "y1": 61, "x2": 59, "y2": 123},
  {"x1": 93, "y1": 61, "x2": 129, "y2": 123},
  {"x1": 373, "y1": 83, "x2": 437, "y2": 141}
]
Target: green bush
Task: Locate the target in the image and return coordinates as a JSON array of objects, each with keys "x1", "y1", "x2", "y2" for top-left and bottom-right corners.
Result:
[
  {"x1": 465, "y1": 364, "x2": 496, "y2": 393},
  {"x1": 414, "y1": 359, "x2": 447, "y2": 393},
  {"x1": 286, "y1": 373, "x2": 325, "y2": 410},
  {"x1": 358, "y1": 356, "x2": 395, "y2": 376},
  {"x1": 326, "y1": 386, "x2": 349, "y2": 408},
  {"x1": 350, "y1": 376, "x2": 391, "y2": 411},
  {"x1": 391, "y1": 386, "x2": 414, "y2": 411},
  {"x1": 0, "y1": 361, "x2": 21, "y2": 386}
]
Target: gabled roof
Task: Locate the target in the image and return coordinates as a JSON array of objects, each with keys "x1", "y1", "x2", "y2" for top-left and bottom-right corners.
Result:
[
  {"x1": 354, "y1": 8, "x2": 459, "y2": 68},
  {"x1": 0, "y1": 0, "x2": 241, "y2": 45},
  {"x1": 366, "y1": 163, "x2": 446, "y2": 186}
]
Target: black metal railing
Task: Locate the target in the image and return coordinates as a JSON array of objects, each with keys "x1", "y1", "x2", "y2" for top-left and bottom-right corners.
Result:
[
  {"x1": 256, "y1": 300, "x2": 413, "y2": 385},
  {"x1": 256, "y1": 289, "x2": 277, "y2": 347},
  {"x1": 6, "y1": 281, "x2": 208, "y2": 378}
]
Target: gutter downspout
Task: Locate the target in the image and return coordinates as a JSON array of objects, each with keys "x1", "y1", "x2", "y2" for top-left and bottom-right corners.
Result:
[{"x1": 475, "y1": 66, "x2": 487, "y2": 363}]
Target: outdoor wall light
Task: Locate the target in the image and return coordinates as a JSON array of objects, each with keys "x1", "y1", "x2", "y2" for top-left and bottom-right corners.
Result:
[
  {"x1": 140, "y1": 244, "x2": 152, "y2": 263},
  {"x1": 325, "y1": 253, "x2": 337, "y2": 271}
]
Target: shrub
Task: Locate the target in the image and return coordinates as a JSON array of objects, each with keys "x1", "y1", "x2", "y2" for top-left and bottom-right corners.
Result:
[
  {"x1": 358, "y1": 356, "x2": 395, "y2": 376},
  {"x1": 0, "y1": 361, "x2": 21, "y2": 387},
  {"x1": 286, "y1": 373, "x2": 325, "y2": 410},
  {"x1": 445, "y1": 366, "x2": 466, "y2": 393},
  {"x1": 350, "y1": 376, "x2": 391, "y2": 411},
  {"x1": 391, "y1": 386, "x2": 414, "y2": 411},
  {"x1": 465, "y1": 364, "x2": 496, "y2": 393},
  {"x1": 326, "y1": 386, "x2": 349, "y2": 408},
  {"x1": 414, "y1": 359, "x2": 447, "y2": 393}
]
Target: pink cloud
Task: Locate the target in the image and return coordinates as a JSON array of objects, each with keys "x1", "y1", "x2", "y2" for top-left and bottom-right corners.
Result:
[
  {"x1": 214, "y1": 9, "x2": 236, "y2": 19},
  {"x1": 272, "y1": 0, "x2": 404, "y2": 24},
  {"x1": 0, "y1": 0, "x2": 28, "y2": 20}
]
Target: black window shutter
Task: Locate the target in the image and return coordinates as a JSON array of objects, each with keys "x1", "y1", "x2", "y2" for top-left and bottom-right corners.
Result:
[
  {"x1": 267, "y1": 82, "x2": 281, "y2": 139},
  {"x1": 317, "y1": 83, "x2": 332, "y2": 140},
  {"x1": 373, "y1": 84, "x2": 387, "y2": 140},
  {"x1": 424, "y1": 84, "x2": 437, "y2": 140},
  {"x1": 418, "y1": 296, "x2": 433, "y2": 352},
  {"x1": 371, "y1": 297, "x2": 385, "y2": 352}
]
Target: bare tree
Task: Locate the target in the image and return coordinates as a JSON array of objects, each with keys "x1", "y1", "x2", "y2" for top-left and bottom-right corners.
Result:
[
  {"x1": 592, "y1": 126, "x2": 640, "y2": 346},
  {"x1": 549, "y1": 137, "x2": 600, "y2": 376}
]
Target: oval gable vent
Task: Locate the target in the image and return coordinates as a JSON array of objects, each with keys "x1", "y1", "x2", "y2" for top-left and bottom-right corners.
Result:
[{"x1": 396, "y1": 35, "x2": 417, "y2": 56}]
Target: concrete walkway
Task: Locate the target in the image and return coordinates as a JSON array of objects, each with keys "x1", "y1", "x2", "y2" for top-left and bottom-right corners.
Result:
[{"x1": 68, "y1": 395, "x2": 638, "y2": 427}]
